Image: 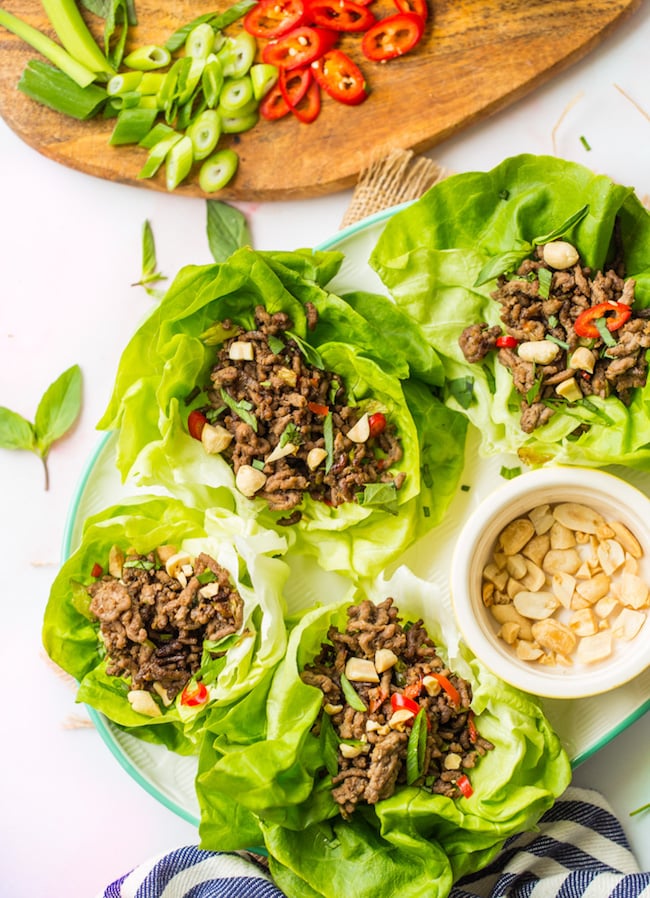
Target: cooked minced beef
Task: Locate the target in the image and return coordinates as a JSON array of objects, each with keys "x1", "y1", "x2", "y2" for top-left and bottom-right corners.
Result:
[
  {"x1": 459, "y1": 244, "x2": 650, "y2": 433},
  {"x1": 194, "y1": 304, "x2": 403, "y2": 516},
  {"x1": 88, "y1": 549, "x2": 243, "y2": 701},
  {"x1": 301, "y1": 598, "x2": 493, "y2": 819}
]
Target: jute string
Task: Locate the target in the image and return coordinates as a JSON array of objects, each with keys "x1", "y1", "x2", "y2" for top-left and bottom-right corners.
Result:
[{"x1": 340, "y1": 148, "x2": 448, "y2": 228}]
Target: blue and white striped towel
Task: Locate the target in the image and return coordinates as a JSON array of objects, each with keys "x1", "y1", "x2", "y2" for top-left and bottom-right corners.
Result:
[{"x1": 98, "y1": 787, "x2": 650, "y2": 898}]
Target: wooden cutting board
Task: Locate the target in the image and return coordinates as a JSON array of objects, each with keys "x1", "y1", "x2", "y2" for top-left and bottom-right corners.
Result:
[{"x1": 0, "y1": 0, "x2": 641, "y2": 200}]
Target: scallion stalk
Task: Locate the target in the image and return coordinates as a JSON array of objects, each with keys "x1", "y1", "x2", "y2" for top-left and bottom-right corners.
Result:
[
  {"x1": 199, "y1": 148, "x2": 238, "y2": 192},
  {"x1": 40, "y1": 0, "x2": 114, "y2": 78},
  {"x1": 17, "y1": 58, "x2": 107, "y2": 119},
  {"x1": 186, "y1": 109, "x2": 221, "y2": 160},
  {"x1": 109, "y1": 105, "x2": 157, "y2": 145},
  {"x1": 0, "y1": 8, "x2": 96, "y2": 87},
  {"x1": 138, "y1": 132, "x2": 183, "y2": 179},
  {"x1": 123, "y1": 44, "x2": 171, "y2": 71},
  {"x1": 165, "y1": 135, "x2": 193, "y2": 190},
  {"x1": 107, "y1": 71, "x2": 143, "y2": 96}
]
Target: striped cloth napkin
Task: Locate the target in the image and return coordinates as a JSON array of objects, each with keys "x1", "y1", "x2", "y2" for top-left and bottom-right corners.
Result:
[{"x1": 98, "y1": 787, "x2": 650, "y2": 898}]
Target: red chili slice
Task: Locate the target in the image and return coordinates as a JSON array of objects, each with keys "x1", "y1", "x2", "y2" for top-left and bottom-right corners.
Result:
[
  {"x1": 311, "y1": 49, "x2": 367, "y2": 105},
  {"x1": 368, "y1": 411, "x2": 387, "y2": 437},
  {"x1": 279, "y1": 65, "x2": 312, "y2": 107},
  {"x1": 187, "y1": 410, "x2": 207, "y2": 441},
  {"x1": 361, "y1": 12, "x2": 425, "y2": 61},
  {"x1": 180, "y1": 680, "x2": 209, "y2": 707},
  {"x1": 456, "y1": 773, "x2": 474, "y2": 798},
  {"x1": 308, "y1": 401, "x2": 330, "y2": 415},
  {"x1": 306, "y1": 0, "x2": 376, "y2": 32},
  {"x1": 393, "y1": 0, "x2": 428, "y2": 21},
  {"x1": 390, "y1": 692, "x2": 420, "y2": 715},
  {"x1": 495, "y1": 334, "x2": 518, "y2": 349},
  {"x1": 260, "y1": 83, "x2": 291, "y2": 119},
  {"x1": 90, "y1": 562, "x2": 104, "y2": 578},
  {"x1": 467, "y1": 710, "x2": 478, "y2": 744},
  {"x1": 291, "y1": 79, "x2": 321, "y2": 122},
  {"x1": 573, "y1": 301, "x2": 632, "y2": 339},
  {"x1": 244, "y1": 0, "x2": 306, "y2": 39},
  {"x1": 430, "y1": 673, "x2": 461, "y2": 707},
  {"x1": 262, "y1": 25, "x2": 331, "y2": 70},
  {"x1": 402, "y1": 679, "x2": 423, "y2": 700}
]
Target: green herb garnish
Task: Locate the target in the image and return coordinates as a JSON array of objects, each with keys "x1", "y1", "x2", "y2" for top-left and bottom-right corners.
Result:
[
  {"x1": 267, "y1": 334, "x2": 285, "y2": 355},
  {"x1": 537, "y1": 267, "x2": 553, "y2": 299},
  {"x1": 219, "y1": 387, "x2": 258, "y2": 432},
  {"x1": 594, "y1": 315, "x2": 617, "y2": 347},
  {"x1": 500, "y1": 465, "x2": 522, "y2": 480},
  {"x1": 406, "y1": 709, "x2": 428, "y2": 785},
  {"x1": 447, "y1": 376, "x2": 475, "y2": 409},
  {"x1": 358, "y1": 482, "x2": 399, "y2": 516},
  {"x1": 123, "y1": 558, "x2": 156, "y2": 570},
  {"x1": 287, "y1": 331, "x2": 324, "y2": 368},
  {"x1": 319, "y1": 712, "x2": 340, "y2": 777},
  {"x1": 545, "y1": 334, "x2": 569, "y2": 350},
  {"x1": 324, "y1": 412, "x2": 334, "y2": 473},
  {"x1": 206, "y1": 200, "x2": 251, "y2": 263},
  {"x1": 280, "y1": 422, "x2": 301, "y2": 447},
  {"x1": 197, "y1": 570, "x2": 218, "y2": 584},
  {"x1": 339, "y1": 673, "x2": 367, "y2": 712}
]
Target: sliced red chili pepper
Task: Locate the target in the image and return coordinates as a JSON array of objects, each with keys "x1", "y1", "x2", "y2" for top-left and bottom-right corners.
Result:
[
  {"x1": 260, "y1": 83, "x2": 291, "y2": 119},
  {"x1": 402, "y1": 678, "x2": 422, "y2": 700},
  {"x1": 368, "y1": 687, "x2": 389, "y2": 712},
  {"x1": 244, "y1": 0, "x2": 307, "y2": 39},
  {"x1": 368, "y1": 411, "x2": 387, "y2": 437},
  {"x1": 467, "y1": 710, "x2": 478, "y2": 744},
  {"x1": 291, "y1": 79, "x2": 321, "y2": 122},
  {"x1": 262, "y1": 25, "x2": 331, "y2": 70},
  {"x1": 390, "y1": 692, "x2": 420, "y2": 715},
  {"x1": 306, "y1": 0, "x2": 376, "y2": 32},
  {"x1": 456, "y1": 773, "x2": 474, "y2": 798},
  {"x1": 394, "y1": 0, "x2": 428, "y2": 19},
  {"x1": 361, "y1": 12, "x2": 424, "y2": 61},
  {"x1": 311, "y1": 49, "x2": 367, "y2": 105},
  {"x1": 188, "y1": 410, "x2": 207, "y2": 441},
  {"x1": 308, "y1": 401, "x2": 330, "y2": 415},
  {"x1": 573, "y1": 301, "x2": 632, "y2": 339},
  {"x1": 430, "y1": 673, "x2": 461, "y2": 707},
  {"x1": 279, "y1": 65, "x2": 312, "y2": 107},
  {"x1": 181, "y1": 680, "x2": 209, "y2": 707},
  {"x1": 90, "y1": 562, "x2": 104, "y2": 578},
  {"x1": 495, "y1": 334, "x2": 518, "y2": 349}
]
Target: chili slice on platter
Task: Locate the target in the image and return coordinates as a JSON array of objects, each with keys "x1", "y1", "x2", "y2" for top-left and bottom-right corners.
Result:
[
  {"x1": 393, "y1": 0, "x2": 429, "y2": 21},
  {"x1": 573, "y1": 301, "x2": 632, "y2": 339},
  {"x1": 262, "y1": 25, "x2": 333, "y2": 70},
  {"x1": 361, "y1": 12, "x2": 425, "y2": 61},
  {"x1": 260, "y1": 82, "x2": 291, "y2": 118},
  {"x1": 279, "y1": 65, "x2": 313, "y2": 107},
  {"x1": 244, "y1": 0, "x2": 307, "y2": 39},
  {"x1": 311, "y1": 49, "x2": 367, "y2": 105},
  {"x1": 291, "y1": 79, "x2": 321, "y2": 121},
  {"x1": 306, "y1": 0, "x2": 376, "y2": 32}
]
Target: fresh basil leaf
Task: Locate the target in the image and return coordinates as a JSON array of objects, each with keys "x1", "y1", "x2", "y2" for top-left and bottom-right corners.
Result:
[
  {"x1": 474, "y1": 248, "x2": 531, "y2": 287},
  {"x1": 206, "y1": 200, "x2": 252, "y2": 263},
  {"x1": 286, "y1": 331, "x2": 324, "y2": 369},
  {"x1": 219, "y1": 387, "x2": 258, "y2": 432},
  {"x1": 339, "y1": 672, "x2": 367, "y2": 711},
  {"x1": 406, "y1": 708, "x2": 427, "y2": 785},
  {"x1": 537, "y1": 267, "x2": 552, "y2": 299},
  {"x1": 280, "y1": 422, "x2": 301, "y2": 447},
  {"x1": 358, "y1": 482, "x2": 399, "y2": 516},
  {"x1": 197, "y1": 570, "x2": 218, "y2": 584},
  {"x1": 267, "y1": 334, "x2": 285, "y2": 355},
  {"x1": 201, "y1": 321, "x2": 242, "y2": 346},
  {"x1": 532, "y1": 205, "x2": 589, "y2": 245},
  {"x1": 319, "y1": 711, "x2": 340, "y2": 777},
  {"x1": 34, "y1": 364, "x2": 82, "y2": 453},
  {"x1": 133, "y1": 220, "x2": 167, "y2": 296},
  {"x1": 0, "y1": 407, "x2": 35, "y2": 450}
]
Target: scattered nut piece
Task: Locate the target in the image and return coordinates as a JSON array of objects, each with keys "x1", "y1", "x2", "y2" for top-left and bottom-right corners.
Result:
[
  {"x1": 344, "y1": 657, "x2": 379, "y2": 683},
  {"x1": 515, "y1": 640, "x2": 544, "y2": 661},
  {"x1": 127, "y1": 689, "x2": 162, "y2": 718},
  {"x1": 542, "y1": 240, "x2": 579, "y2": 270},
  {"x1": 235, "y1": 464, "x2": 267, "y2": 497},
  {"x1": 609, "y1": 521, "x2": 642, "y2": 559},
  {"x1": 531, "y1": 619, "x2": 577, "y2": 656},
  {"x1": 613, "y1": 608, "x2": 646, "y2": 640},
  {"x1": 552, "y1": 503, "x2": 605, "y2": 535},
  {"x1": 576, "y1": 631, "x2": 613, "y2": 664},
  {"x1": 513, "y1": 591, "x2": 559, "y2": 620},
  {"x1": 499, "y1": 518, "x2": 535, "y2": 555},
  {"x1": 201, "y1": 422, "x2": 233, "y2": 455},
  {"x1": 374, "y1": 648, "x2": 398, "y2": 673}
]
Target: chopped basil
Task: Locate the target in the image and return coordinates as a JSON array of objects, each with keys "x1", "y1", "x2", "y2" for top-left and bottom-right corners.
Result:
[
  {"x1": 498, "y1": 189, "x2": 510, "y2": 200},
  {"x1": 358, "y1": 482, "x2": 399, "y2": 516},
  {"x1": 406, "y1": 709, "x2": 428, "y2": 785},
  {"x1": 219, "y1": 387, "x2": 258, "y2": 432},
  {"x1": 526, "y1": 367, "x2": 543, "y2": 404},
  {"x1": 206, "y1": 404, "x2": 226, "y2": 422},
  {"x1": 461, "y1": 484, "x2": 471, "y2": 492},
  {"x1": 286, "y1": 330, "x2": 324, "y2": 369},
  {"x1": 267, "y1": 334, "x2": 285, "y2": 355},
  {"x1": 197, "y1": 570, "x2": 217, "y2": 584},
  {"x1": 251, "y1": 458, "x2": 265, "y2": 471},
  {"x1": 319, "y1": 712, "x2": 340, "y2": 777},
  {"x1": 123, "y1": 558, "x2": 156, "y2": 570},
  {"x1": 200, "y1": 321, "x2": 241, "y2": 346},
  {"x1": 537, "y1": 267, "x2": 552, "y2": 299},
  {"x1": 447, "y1": 376, "x2": 475, "y2": 409},
  {"x1": 548, "y1": 314, "x2": 558, "y2": 327},
  {"x1": 280, "y1": 421, "x2": 301, "y2": 447},
  {"x1": 423, "y1": 506, "x2": 431, "y2": 518},
  {"x1": 545, "y1": 334, "x2": 569, "y2": 350},
  {"x1": 339, "y1": 672, "x2": 367, "y2": 712}
]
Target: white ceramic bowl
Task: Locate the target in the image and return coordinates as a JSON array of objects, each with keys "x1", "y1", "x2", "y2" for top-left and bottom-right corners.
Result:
[{"x1": 450, "y1": 466, "x2": 650, "y2": 699}]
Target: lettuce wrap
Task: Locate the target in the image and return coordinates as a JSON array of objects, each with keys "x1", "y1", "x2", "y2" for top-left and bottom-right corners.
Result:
[
  {"x1": 369, "y1": 154, "x2": 650, "y2": 468},
  {"x1": 97, "y1": 246, "x2": 467, "y2": 577},
  {"x1": 42, "y1": 495, "x2": 290, "y2": 754},
  {"x1": 195, "y1": 567, "x2": 571, "y2": 897}
]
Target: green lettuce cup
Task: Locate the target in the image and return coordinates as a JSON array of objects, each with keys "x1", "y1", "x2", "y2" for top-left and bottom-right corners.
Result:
[
  {"x1": 97, "y1": 246, "x2": 467, "y2": 578},
  {"x1": 195, "y1": 567, "x2": 571, "y2": 898},
  {"x1": 42, "y1": 495, "x2": 290, "y2": 754},
  {"x1": 370, "y1": 154, "x2": 650, "y2": 468}
]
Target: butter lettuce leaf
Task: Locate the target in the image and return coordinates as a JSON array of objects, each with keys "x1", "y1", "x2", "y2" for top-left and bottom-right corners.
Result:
[
  {"x1": 195, "y1": 569, "x2": 571, "y2": 898},
  {"x1": 369, "y1": 154, "x2": 650, "y2": 468},
  {"x1": 42, "y1": 495, "x2": 290, "y2": 753}
]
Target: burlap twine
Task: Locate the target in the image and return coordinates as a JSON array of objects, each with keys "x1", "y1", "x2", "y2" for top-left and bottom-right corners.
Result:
[{"x1": 340, "y1": 148, "x2": 448, "y2": 228}]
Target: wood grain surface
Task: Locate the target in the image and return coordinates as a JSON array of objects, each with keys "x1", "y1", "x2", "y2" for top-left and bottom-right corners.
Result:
[{"x1": 0, "y1": 0, "x2": 642, "y2": 200}]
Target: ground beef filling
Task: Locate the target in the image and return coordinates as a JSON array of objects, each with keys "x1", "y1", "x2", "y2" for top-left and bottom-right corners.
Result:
[
  {"x1": 197, "y1": 304, "x2": 404, "y2": 516},
  {"x1": 88, "y1": 549, "x2": 243, "y2": 701},
  {"x1": 301, "y1": 598, "x2": 493, "y2": 819},
  {"x1": 458, "y1": 245, "x2": 650, "y2": 433}
]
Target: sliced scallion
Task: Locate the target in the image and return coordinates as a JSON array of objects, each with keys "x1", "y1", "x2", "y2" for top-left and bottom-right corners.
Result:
[
  {"x1": 139, "y1": 72, "x2": 165, "y2": 95},
  {"x1": 202, "y1": 57, "x2": 224, "y2": 108},
  {"x1": 185, "y1": 22, "x2": 216, "y2": 59},
  {"x1": 165, "y1": 135, "x2": 194, "y2": 191},
  {"x1": 138, "y1": 132, "x2": 183, "y2": 178},
  {"x1": 138, "y1": 121, "x2": 176, "y2": 148},
  {"x1": 0, "y1": 8, "x2": 97, "y2": 87},
  {"x1": 41, "y1": 0, "x2": 115, "y2": 77},
  {"x1": 186, "y1": 109, "x2": 221, "y2": 160},
  {"x1": 123, "y1": 44, "x2": 171, "y2": 71},
  {"x1": 17, "y1": 59, "x2": 107, "y2": 119},
  {"x1": 217, "y1": 31, "x2": 256, "y2": 78},
  {"x1": 250, "y1": 63, "x2": 278, "y2": 100},
  {"x1": 219, "y1": 75, "x2": 253, "y2": 112},
  {"x1": 106, "y1": 70, "x2": 143, "y2": 96},
  {"x1": 199, "y1": 148, "x2": 239, "y2": 192},
  {"x1": 219, "y1": 108, "x2": 258, "y2": 133},
  {"x1": 109, "y1": 105, "x2": 157, "y2": 145}
]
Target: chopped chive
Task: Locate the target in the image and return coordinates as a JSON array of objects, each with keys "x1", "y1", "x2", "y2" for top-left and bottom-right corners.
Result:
[
  {"x1": 500, "y1": 465, "x2": 522, "y2": 480},
  {"x1": 139, "y1": 71, "x2": 165, "y2": 95},
  {"x1": 537, "y1": 267, "x2": 552, "y2": 299},
  {"x1": 123, "y1": 44, "x2": 171, "y2": 70},
  {"x1": 594, "y1": 316, "x2": 617, "y2": 347},
  {"x1": 339, "y1": 673, "x2": 367, "y2": 711},
  {"x1": 460, "y1": 484, "x2": 471, "y2": 492},
  {"x1": 199, "y1": 148, "x2": 239, "y2": 192},
  {"x1": 138, "y1": 132, "x2": 183, "y2": 179},
  {"x1": 579, "y1": 135, "x2": 592, "y2": 151},
  {"x1": 251, "y1": 458, "x2": 265, "y2": 471},
  {"x1": 545, "y1": 334, "x2": 569, "y2": 350},
  {"x1": 17, "y1": 60, "x2": 107, "y2": 119},
  {"x1": 186, "y1": 109, "x2": 221, "y2": 160},
  {"x1": 165, "y1": 134, "x2": 194, "y2": 190},
  {"x1": 202, "y1": 57, "x2": 225, "y2": 107},
  {"x1": 106, "y1": 70, "x2": 143, "y2": 95},
  {"x1": 138, "y1": 121, "x2": 176, "y2": 148},
  {"x1": 186, "y1": 22, "x2": 216, "y2": 59}
]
